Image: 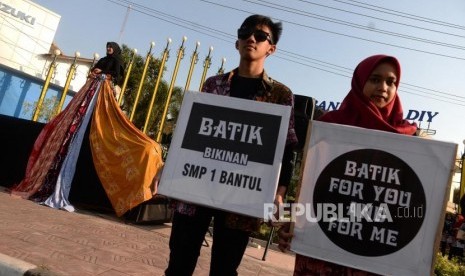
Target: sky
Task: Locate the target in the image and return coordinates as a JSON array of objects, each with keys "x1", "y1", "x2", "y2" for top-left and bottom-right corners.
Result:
[{"x1": 32, "y1": 0, "x2": 465, "y2": 154}]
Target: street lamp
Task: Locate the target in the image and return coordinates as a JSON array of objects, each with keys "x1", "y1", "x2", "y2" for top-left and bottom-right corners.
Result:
[
  {"x1": 130, "y1": 41, "x2": 155, "y2": 121},
  {"x1": 87, "y1": 53, "x2": 99, "y2": 75},
  {"x1": 156, "y1": 36, "x2": 187, "y2": 143},
  {"x1": 143, "y1": 38, "x2": 172, "y2": 134},
  {"x1": 118, "y1": 48, "x2": 137, "y2": 105},
  {"x1": 199, "y1": 46, "x2": 213, "y2": 91},
  {"x1": 32, "y1": 49, "x2": 61, "y2": 121},
  {"x1": 56, "y1": 51, "x2": 80, "y2": 114},
  {"x1": 217, "y1": 57, "x2": 226, "y2": 75},
  {"x1": 184, "y1": 41, "x2": 200, "y2": 92}
]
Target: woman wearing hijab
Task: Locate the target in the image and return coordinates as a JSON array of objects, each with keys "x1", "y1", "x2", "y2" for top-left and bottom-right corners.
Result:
[
  {"x1": 11, "y1": 42, "x2": 163, "y2": 218},
  {"x1": 91, "y1": 42, "x2": 125, "y2": 99},
  {"x1": 91, "y1": 42, "x2": 125, "y2": 86},
  {"x1": 318, "y1": 54, "x2": 417, "y2": 135},
  {"x1": 279, "y1": 54, "x2": 417, "y2": 275}
]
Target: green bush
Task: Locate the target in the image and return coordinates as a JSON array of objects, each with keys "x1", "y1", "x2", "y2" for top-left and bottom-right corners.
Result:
[{"x1": 434, "y1": 253, "x2": 465, "y2": 276}]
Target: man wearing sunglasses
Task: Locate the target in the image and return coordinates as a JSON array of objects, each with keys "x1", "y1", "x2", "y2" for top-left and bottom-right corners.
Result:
[{"x1": 165, "y1": 14, "x2": 297, "y2": 276}]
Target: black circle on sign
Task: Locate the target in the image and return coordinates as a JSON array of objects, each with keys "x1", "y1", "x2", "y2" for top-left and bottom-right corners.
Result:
[{"x1": 313, "y1": 149, "x2": 425, "y2": 257}]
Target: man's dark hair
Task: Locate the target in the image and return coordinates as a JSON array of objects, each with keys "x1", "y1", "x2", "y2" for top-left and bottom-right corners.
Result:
[{"x1": 239, "y1": 14, "x2": 283, "y2": 45}]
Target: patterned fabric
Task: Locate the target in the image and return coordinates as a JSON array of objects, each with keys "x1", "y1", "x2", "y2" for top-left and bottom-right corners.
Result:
[
  {"x1": 174, "y1": 69, "x2": 297, "y2": 231},
  {"x1": 43, "y1": 79, "x2": 101, "y2": 211},
  {"x1": 11, "y1": 79, "x2": 99, "y2": 200},
  {"x1": 90, "y1": 78, "x2": 164, "y2": 216},
  {"x1": 12, "y1": 75, "x2": 164, "y2": 217}
]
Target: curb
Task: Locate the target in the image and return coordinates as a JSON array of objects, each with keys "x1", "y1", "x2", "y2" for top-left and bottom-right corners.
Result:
[{"x1": 0, "y1": 253, "x2": 37, "y2": 276}]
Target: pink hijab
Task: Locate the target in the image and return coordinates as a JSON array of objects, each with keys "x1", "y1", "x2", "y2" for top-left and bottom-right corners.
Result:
[{"x1": 319, "y1": 55, "x2": 417, "y2": 135}]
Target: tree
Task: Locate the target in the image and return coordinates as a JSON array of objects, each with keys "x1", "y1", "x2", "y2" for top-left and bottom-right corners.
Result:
[
  {"x1": 119, "y1": 44, "x2": 183, "y2": 142},
  {"x1": 22, "y1": 96, "x2": 58, "y2": 123}
]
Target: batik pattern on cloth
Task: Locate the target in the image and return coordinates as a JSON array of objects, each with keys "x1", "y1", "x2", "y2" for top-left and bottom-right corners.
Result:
[
  {"x1": 90, "y1": 78, "x2": 164, "y2": 216},
  {"x1": 11, "y1": 79, "x2": 99, "y2": 201},
  {"x1": 12, "y1": 75, "x2": 164, "y2": 217}
]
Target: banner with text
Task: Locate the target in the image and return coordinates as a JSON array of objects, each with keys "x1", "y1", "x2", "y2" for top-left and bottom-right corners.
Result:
[
  {"x1": 158, "y1": 91, "x2": 291, "y2": 218},
  {"x1": 291, "y1": 121, "x2": 456, "y2": 276}
]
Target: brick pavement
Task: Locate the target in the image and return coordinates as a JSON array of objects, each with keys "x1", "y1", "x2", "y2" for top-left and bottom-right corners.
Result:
[{"x1": 0, "y1": 187, "x2": 295, "y2": 275}]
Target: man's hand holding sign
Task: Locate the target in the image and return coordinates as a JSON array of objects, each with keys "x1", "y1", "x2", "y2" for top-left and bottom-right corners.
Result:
[{"x1": 158, "y1": 91, "x2": 290, "y2": 217}]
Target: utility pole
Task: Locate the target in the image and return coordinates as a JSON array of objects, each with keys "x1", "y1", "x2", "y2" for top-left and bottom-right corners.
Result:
[{"x1": 118, "y1": 5, "x2": 131, "y2": 44}]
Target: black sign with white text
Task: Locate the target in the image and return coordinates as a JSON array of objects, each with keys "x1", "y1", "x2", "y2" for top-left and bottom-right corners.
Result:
[
  {"x1": 313, "y1": 149, "x2": 426, "y2": 257},
  {"x1": 181, "y1": 102, "x2": 282, "y2": 165}
]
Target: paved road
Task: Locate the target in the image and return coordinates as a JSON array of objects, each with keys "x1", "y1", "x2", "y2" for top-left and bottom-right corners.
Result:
[{"x1": 0, "y1": 187, "x2": 295, "y2": 275}]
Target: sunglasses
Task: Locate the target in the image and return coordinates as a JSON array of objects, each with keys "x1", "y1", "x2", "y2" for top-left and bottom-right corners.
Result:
[{"x1": 237, "y1": 28, "x2": 273, "y2": 44}]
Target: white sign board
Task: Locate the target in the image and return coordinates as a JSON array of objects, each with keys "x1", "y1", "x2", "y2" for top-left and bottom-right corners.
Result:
[
  {"x1": 158, "y1": 91, "x2": 291, "y2": 218},
  {"x1": 291, "y1": 121, "x2": 456, "y2": 276}
]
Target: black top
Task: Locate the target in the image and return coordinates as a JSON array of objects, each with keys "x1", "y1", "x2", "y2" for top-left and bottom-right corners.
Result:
[
  {"x1": 230, "y1": 74, "x2": 262, "y2": 100},
  {"x1": 230, "y1": 74, "x2": 294, "y2": 188},
  {"x1": 93, "y1": 42, "x2": 125, "y2": 85}
]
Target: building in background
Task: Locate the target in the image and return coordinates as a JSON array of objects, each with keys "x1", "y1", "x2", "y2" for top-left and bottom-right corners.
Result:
[
  {"x1": 1, "y1": 0, "x2": 60, "y2": 77},
  {"x1": 0, "y1": 0, "x2": 94, "y2": 121}
]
